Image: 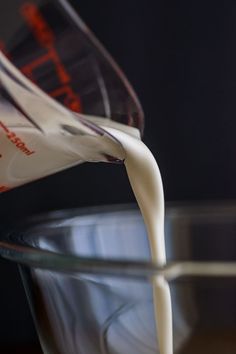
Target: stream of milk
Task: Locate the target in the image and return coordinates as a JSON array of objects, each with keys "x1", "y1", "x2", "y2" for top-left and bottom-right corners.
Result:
[{"x1": 105, "y1": 127, "x2": 173, "y2": 354}]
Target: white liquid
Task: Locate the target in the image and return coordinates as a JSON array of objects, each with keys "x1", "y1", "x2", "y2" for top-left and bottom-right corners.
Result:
[
  {"x1": 104, "y1": 127, "x2": 173, "y2": 354},
  {"x1": 0, "y1": 108, "x2": 125, "y2": 189},
  {"x1": 0, "y1": 51, "x2": 173, "y2": 354},
  {"x1": 0, "y1": 119, "x2": 174, "y2": 354},
  {"x1": 0, "y1": 118, "x2": 173, "y2": 354}
]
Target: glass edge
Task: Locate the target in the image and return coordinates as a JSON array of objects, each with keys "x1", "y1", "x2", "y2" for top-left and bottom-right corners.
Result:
[{"x1": 1, "y1": 240, "x2": 236, "y2": 281}]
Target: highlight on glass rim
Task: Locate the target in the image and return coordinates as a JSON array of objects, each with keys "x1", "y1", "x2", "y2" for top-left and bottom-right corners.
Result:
[{"x1": 0, "y1": 1, "x2": 236, "y2": 354}]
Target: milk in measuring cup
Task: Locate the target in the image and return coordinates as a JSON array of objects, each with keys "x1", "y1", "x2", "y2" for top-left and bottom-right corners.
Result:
[
  {"x1": 0, "y1": 110, "x2": 124, "y2": 190},
  {"x1": 0, "y1": 51, "x2": 124, "y2": 190}
]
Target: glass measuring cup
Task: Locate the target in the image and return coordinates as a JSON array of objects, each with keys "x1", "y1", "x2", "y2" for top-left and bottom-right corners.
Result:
[
  {"x1": 1, "y1": 203, "x2": 236, "y2": 354},
  {"x1": 0, "y1": 0, "x2": 144, "y2": 192}
]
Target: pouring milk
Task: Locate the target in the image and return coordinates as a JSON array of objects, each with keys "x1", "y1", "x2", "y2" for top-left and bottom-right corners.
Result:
[
  {"x1": 0, "y1": 121, "x2": 173, "y2": 354},
  {"x1": 105, "y1": 127, "x2": 173, "y2": 354},
  {"x1": 0, "y1": 52, "x2": 173, "y2": 354}
]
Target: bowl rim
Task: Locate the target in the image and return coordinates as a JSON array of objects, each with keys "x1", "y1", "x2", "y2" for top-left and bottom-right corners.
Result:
[{"x1": 1, "y1": 201, "x2": 236, "y2": 280}]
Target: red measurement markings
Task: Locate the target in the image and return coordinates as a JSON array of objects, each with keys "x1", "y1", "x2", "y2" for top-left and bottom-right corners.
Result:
[
  {"x1": 0, "y1": 185, "x2": 10, "y2": 192},
  {"x1": 21, "y1": 3, "x2": 54, "y2": 47},
  {"x1": 50, "y1": 86, "x2": 81, "y2": 112},
  {"x1": 0, "y1": 121, "x2": 35, "y2": 156},
  {"x1": 20, "y1": 3, "x2": 81, "y2": 112}
]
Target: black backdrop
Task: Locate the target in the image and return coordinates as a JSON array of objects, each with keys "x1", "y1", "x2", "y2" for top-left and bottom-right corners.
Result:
[
  {"x1": 1, "y1": 0, "x2": 236, "y2": 346},
  {"x1": 1, "y1": 0, "x2": 236, "y2": 226}
]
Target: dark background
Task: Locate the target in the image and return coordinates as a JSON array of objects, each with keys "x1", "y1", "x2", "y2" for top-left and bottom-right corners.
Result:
[{"x1": 1, "y1": 0, "x2": 236, "y2": 351}]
